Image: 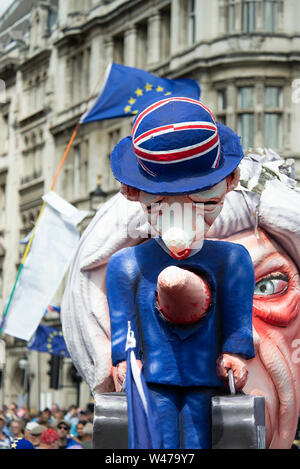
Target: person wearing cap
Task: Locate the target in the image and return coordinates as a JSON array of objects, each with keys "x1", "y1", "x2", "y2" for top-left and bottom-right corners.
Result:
[
  {"x1": 56, "y1": 421, "x2": 83, "y2": 449},
  {"x1": 28, "y1": 424, "x2": 47, "y2": 449},
  {"x1": 106, "y1": 97, "x2": 255, "y2": 449}
]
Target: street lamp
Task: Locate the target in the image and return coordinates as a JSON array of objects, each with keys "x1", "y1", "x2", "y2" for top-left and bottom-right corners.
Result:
[{"x1": 89, "y1": 175, "x2": 107, "y2": 212}]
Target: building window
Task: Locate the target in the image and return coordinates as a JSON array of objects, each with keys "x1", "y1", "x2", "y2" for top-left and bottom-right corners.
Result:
[
  {"x1": 68, "y1": 48, "x2": 91, "y2": 106},
  {"x1": 217, "y1": 89, "x2": 227, "y2": 124},
  {"x1": 238, "y1": 86, "x2": 255, "y2": 149},
  {"x1": 160, "y1": 6, "x2": 171, "y2": 59},
  {"x1": 113, "y1": 34, "x2": 125, "y2": 64},
  {"x1": 263, "y1": 0, "x2": 279, "y2": 32},
  {"x1": 187, "y1": 0, "x2": 196, "y2": 45},
  {"x1": 136, "y1": 22, "x2": 148, "y2": 69},
  {"x1": 227, "y1": 0, "x2": 236, "y2": 33},
  {"x1": 0, "y1": 114, "x2": 9, "y2": 155},
  {"x1": 242, "y1": 0, "x2": 256, "y2": 33},
  {"x1": 264, "y1": 86, "x2": 282, "y2": 148}
]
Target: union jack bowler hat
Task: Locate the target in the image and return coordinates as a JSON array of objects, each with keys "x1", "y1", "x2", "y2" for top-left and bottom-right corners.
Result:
[{"x1": 110, "y1": 97, "x2": 244, "y2": 194}]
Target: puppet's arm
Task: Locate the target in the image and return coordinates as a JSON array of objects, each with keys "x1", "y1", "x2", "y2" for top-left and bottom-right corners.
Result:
[
  {"x1": 106, "y1": 249, "x2": 143, "y2": 390},
  {"x1": 217, "y1": 243, "x2": 255, "y2": 390},
  {"x1": 216, "y1": 353, "x2": 248, "y2": 390}
]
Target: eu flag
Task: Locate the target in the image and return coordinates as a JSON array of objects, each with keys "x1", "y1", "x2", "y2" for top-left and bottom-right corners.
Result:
[
  {"x1": 28, "y1": 325, "x2": 70, "y2": 357},
  {"x1": 125, "y1": 324, "x2": 162, "y2": 449},
  {"x1": 81, "y1": 63, "x2": 201, "y2": 123}
]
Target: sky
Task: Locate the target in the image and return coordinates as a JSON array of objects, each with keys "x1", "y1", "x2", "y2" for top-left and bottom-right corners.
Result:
[{"x1": 0, "y1": 0, "x2": 15, "y2": 18}]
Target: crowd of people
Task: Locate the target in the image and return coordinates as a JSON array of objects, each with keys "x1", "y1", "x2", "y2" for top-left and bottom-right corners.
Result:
[{"x1": 0, "y1": 401, "x2": 94, "y2": 449}]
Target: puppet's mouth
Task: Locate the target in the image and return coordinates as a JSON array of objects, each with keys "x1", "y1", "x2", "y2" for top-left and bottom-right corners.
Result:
[{"x1": 169, "y1": 248, "x2": 191, "y2": 260}]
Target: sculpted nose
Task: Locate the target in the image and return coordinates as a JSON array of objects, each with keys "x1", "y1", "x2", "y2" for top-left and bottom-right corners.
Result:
[{"x1": 156, "y1": 266, "x2": 211, "y2": 325}]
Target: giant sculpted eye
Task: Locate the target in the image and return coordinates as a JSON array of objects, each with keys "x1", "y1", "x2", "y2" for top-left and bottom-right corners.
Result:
[
  {"x1": 254, "y1": 274, "x2": 289, "y2": 297},
  {"x1": 253, "y1": 263, "x2": 299, "y2": 327}
]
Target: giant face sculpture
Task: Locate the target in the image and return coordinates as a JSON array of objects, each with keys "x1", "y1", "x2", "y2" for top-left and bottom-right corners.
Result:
[{"x1": 221, "y1": 228, "x2": 300, "y2": 449}]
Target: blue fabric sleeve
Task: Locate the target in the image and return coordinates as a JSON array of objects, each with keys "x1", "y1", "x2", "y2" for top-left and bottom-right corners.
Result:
[
  {"x1": 220, "y1": 243, "x2": 255, "y2": 360},
  {"x1": 106, "y1": 249, "x2": 143, "y2": 366}
]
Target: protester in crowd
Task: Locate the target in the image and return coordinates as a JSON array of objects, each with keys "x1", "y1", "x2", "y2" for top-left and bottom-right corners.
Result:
[
  {"x1": 0, "y1": 410, "x2": 10, "y2": 435},
  {"x1": 51, "y1": 403, "x2": 60, "y2": 415},
  {"x1": 0, "y1": 414, "x2": 11, "y2": 449},
  {"x1": 64, "y1": 405, "x2": 78, "y2": 428},
  {"x1": 28, "y1": 424, "x2": 47, "y2": 449},
  {"x1": 8, "y1": 419, "x2": 24, "y2": 439},
  {"x1": 5, "y1": 403, "x2": 18, "y2": 423},
  {"x1": 39, "y1": 428, "x2": 60, "y2": 449},
  {"x1": 73, "y1": 420, "x2": 87, "y2": 443},
  {"x1": 24, "y1": 421, "x2": 37, "y2": 441},
  {"x1": 81, "y1": 423, "x2": 93, "y2": 449},
  {"x1": 56, "y1": 420, "x2": 83, "y2": 449},
  {"x1": 31, "y1": 407, "x2": 53, "y2": 427},
  {"x1": 16, "y1": 404, "x2": 30, "y2": 420},
  {"x1": 51, "y1": 409, "x2": 65, "y2": 428}
]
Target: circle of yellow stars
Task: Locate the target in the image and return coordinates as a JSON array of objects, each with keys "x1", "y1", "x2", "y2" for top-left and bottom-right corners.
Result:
[
  {"x1": 47, "y1": 330, "x2": 67, "y2": 356},
  {"x1": 124, "y1": 82, "x2": 172, "y2": 115}
]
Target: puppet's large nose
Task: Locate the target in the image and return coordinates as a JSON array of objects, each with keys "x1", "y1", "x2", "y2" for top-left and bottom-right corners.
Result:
[{"x1": 157, "y1": 266, "x2": 211, "y2": 325}]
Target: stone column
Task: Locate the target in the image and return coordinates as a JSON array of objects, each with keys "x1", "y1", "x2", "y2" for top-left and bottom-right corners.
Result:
[
  {"x1": 235, "y1": 0, "x2": 242, "y2": 33},
  {"x1": 89, "y1": 35, "x2": 106, "y2": 93},
  {"x1": 148, "y1": 14, "x2": 161, "y2": 65},
  {"x1": 124, "y1": 26, "x2": 137, "y2": 67},
  {"x1": 65, "y1": 57, "x2": 73, "y2": 109},
  {"x1": 104, "y1": 37, "x2": 114, "y2": 65},
  {"x1": 256, "y1": 0, "x2": 263, "y2": 33},
  {"x1": 170, "y1": 0, "x2": 181, "y2": 55},
  {"x1": 218, "y1": 0, "x2": 228, "y2": 36}
]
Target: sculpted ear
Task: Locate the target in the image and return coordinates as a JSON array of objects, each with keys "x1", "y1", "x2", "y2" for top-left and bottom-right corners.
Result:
[
  {"x1": 120, "y1": 184, "x2": 140, "y2": 201},
  {"x1": 225, "y1": 168, "x2": 240, "y2": 193}
]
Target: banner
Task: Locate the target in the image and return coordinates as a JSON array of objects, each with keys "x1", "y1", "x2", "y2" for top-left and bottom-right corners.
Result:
[{"x1": 2, "y1": 191, "x2": 89, "y2": 341}]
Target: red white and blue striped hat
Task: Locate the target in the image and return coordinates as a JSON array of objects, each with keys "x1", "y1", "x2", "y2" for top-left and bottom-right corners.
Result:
[{"x1": 111, "y1": 97, "x2": 244, "y2": 194}]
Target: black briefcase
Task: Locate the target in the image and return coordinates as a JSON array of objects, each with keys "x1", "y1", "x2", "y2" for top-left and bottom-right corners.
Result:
[
  {"x1": 93, "y1": 392, "x2": 128, "y2": 449},
  {"x1": 211, "y1": 370, "x2": 266, "y2": 449}
]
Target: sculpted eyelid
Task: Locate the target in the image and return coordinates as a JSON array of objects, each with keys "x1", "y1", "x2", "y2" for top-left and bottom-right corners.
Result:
[
  {"x1": 253, "y1": 253, "x2": 296, "y2": 281},
  {"x1": 256, "y1": 272, "x2": 289, "y2": 283}
]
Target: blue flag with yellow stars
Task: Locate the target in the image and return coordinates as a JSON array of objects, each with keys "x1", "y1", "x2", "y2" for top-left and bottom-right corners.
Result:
[
  {"x1": 81, "y1": 63, "x2": 201, "y2": 123},
  {"x1": 28, "y1": 325, "x2": 70, "y2": 357}
]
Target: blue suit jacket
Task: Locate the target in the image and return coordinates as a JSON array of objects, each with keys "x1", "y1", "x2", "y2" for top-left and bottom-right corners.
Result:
[{"x1": 106, "y1": 239, "x2": 255, "y2": 387}]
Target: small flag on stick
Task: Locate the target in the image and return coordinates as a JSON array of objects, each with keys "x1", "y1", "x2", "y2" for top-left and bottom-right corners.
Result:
[{"x1": 125, "y1": 322, "x2": 162, "y2": 449}]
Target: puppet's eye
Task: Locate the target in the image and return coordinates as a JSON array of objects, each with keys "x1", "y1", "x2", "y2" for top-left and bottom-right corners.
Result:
[
  {"x1": 191, "y1": 200, "x2": 218, "y2": 205},
  {"x1": 254, "y1": 275, "x2": 288, "y2": 296}
]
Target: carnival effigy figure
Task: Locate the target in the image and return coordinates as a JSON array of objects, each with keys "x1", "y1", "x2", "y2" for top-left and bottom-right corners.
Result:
[
  {"x1": 61, "y1": 98, "x2": 300, "y2": 449},
  {"x1": 63, "y1": 97, "x2": 257, "y2": 449}
]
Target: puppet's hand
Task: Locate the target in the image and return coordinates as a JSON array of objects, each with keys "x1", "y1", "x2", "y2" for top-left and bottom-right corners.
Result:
[
  {"x1": 216, "y1": 353, "x2": 248, "y2": 391},
  {"x1": 112, "y1": 360, "x2": 143, "y2": 392}
]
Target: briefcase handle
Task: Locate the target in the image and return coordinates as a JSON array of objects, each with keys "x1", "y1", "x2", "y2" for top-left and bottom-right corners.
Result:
[{"x1": 228, "y1": 369, "x2": 236, "y2": 395}]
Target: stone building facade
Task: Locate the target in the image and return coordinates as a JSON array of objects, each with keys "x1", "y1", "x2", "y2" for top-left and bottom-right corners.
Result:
[{"x1": 0, "y1": 0, "x2": 299, "y2": 412}]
